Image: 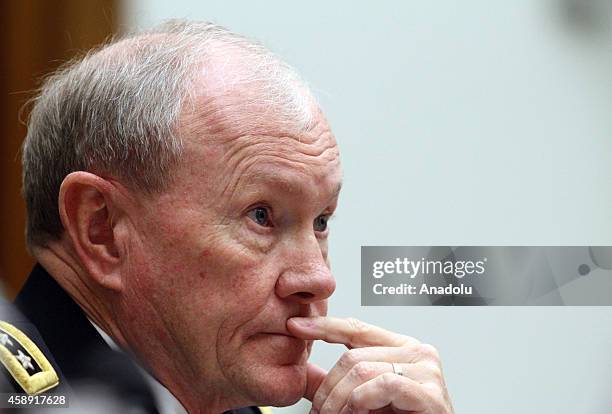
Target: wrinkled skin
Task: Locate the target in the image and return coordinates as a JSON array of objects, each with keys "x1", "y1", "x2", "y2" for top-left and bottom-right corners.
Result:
[
  {"x1": 114, "y1": 99, "x2": 342, "y2": 412},
  {"x1": 39, "y1": 38, "x2": 453, "y2": 414}
]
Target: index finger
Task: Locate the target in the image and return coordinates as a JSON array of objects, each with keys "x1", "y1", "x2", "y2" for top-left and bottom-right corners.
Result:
[{"x1": 287, "y1": 317, "x2": 417, "y2": 348}]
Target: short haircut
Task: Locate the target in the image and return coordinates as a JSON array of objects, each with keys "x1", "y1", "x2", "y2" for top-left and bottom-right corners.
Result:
[{"x1": 22, "y1": 19, "x2": 315, "y2": 248}]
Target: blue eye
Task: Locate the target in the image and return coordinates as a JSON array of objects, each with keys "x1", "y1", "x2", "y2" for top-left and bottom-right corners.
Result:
[
  {"x1": 247, "y1": 207, "x2": 272, "y2": 227},
  {"x1": 314, "y1": 215, "x2": 329, "y2": 232}
]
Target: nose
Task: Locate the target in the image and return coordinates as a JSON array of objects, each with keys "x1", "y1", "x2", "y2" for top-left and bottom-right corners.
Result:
[{"x1": 275, "y1": 239, "x2": 336, "y2": 304}]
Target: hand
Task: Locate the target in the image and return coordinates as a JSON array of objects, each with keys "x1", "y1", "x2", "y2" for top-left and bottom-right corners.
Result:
[{"x1": 287, "y1": 317, "x2": 454, "y2": 414}]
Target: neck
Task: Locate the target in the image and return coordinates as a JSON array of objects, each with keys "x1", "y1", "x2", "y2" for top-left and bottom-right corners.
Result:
[{"x1": 33, "y1": 241, "x2": 128, "y2": 349}]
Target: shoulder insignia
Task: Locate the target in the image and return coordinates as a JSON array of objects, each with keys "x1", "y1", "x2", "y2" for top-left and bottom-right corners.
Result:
[
  {"x1": 0, "y1": 320, "x2": 59, "y2": 395},
  {"x1": 259, "y1": 407, "x2": 273, "y2": 414}
]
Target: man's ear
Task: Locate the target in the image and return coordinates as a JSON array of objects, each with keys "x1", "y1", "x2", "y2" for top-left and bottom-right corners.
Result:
[{"x1": 58, "y1": 171, "x2": 129, "y2": 292}]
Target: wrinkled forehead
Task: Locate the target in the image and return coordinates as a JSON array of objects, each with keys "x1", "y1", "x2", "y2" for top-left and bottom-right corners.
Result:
[
  {"x1": 179, "y1": 100, "x2": 340, "y2": 171},
  {"x1": 175, "y1": 95, "x2": 341, "y2": 203}
]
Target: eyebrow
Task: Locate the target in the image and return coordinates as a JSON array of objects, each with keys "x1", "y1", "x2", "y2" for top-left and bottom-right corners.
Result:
[{"x1": 238, "y1": 171, "x2": 342, "y2": 201}]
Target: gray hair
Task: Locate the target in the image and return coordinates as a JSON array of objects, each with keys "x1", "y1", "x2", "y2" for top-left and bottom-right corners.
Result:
[{"x1": 22, "y1": 19, "x2": 316, "y2": 248}]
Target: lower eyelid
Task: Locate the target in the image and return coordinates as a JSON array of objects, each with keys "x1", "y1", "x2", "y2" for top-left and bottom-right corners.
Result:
[{"x1": 245, "y1": 216, "x2": 273, "y2": 234}]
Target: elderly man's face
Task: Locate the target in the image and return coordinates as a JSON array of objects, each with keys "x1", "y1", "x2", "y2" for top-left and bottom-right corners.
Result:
[{"x1": 119, "y1": 101, "x2": 341, "y2": 407}]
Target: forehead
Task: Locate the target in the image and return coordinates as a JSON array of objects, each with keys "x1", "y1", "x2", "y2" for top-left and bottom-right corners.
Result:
[
  {"x1": 172, "y1": 93, "x2": 342, "y2": 203},
  {"x1": 221, "y1": 131, "x2": 342, "y2": 200},
  {"x1": 174, "y1": 68, "x2": 342, "y2": 200},
  {"x1": 189, "y1": 117, "x2": 341, "y2": 193}
]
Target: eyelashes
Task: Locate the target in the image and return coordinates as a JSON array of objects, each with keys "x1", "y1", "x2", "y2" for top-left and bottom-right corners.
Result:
[{"x1": 246, "y1": 205, "x2": 333, "y2": 234}]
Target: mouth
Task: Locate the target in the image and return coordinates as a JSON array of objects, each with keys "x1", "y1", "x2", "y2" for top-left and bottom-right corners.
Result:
[
  {"x1": 259, "y1": 332, "x2": 296, "y2": 338},
  {"x1": 256, "y1": 331, "x2": 311, "y2": 345},
  {"x1": 250, "y1": 332, "x2": 310, "y2": 364},
  {"x1": 254, "y1": 331, "x2": 305, "y2": 343}
]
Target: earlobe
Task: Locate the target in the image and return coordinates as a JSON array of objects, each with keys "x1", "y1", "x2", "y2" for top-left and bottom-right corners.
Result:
[{"x1": 59, "y1": 172, "x2": 125, "y2": 292}]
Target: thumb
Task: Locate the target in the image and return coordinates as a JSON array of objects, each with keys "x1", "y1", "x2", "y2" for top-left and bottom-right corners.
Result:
[{"x1": 304, "y1": 363, "x2": 327, "y2": 402}]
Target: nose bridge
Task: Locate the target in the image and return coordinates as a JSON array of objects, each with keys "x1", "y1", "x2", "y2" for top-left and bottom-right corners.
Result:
[{"x1": 275, "y1": 232, "x2": 336, "y2": 303}]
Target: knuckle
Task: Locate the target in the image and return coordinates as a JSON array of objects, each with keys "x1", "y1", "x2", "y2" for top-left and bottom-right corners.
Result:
[
  {"x1": 380, "y1": 372, "x2": 399, "y2": 389},
  {"x1": 350, "y1": 361, "x2": 377, "y2": 381},
  {"x1": 432, "y1": 365, "x2": 443, "y2": 382},
  {"x1": 347, "y1": 388, "x2": 361, "y2": 410},
  {"x1": 419, "y1": 343, "x2": 441, "y2": 361},
  {"x1": 425, "y1": 362, "x2": 443, "y2": 382},
  {"x1": 422, "y1": 381, "x2": 442, "y2": 398},
  {"x1": 401, "y1": 335, "x2": 421, "y2": 347},
  {"x1": 338, "y1": 349, "x2": 360, "y2": 371},
  {"x1": 423, "y1": 384, "x2": 448, "y2": 412}
]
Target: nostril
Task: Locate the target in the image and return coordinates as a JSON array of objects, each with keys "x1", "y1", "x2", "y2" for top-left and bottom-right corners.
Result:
[{"x1": 295, "y1": 292, "x2": 314, "y2": 300}]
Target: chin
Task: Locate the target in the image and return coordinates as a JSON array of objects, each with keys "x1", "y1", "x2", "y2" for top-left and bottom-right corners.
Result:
[
  {"x1": 226, "y1": 333, "x2": 311, "y2": 407},
  {"x1": 241, "y1": 363, "x2": 307, "y2": 407}
]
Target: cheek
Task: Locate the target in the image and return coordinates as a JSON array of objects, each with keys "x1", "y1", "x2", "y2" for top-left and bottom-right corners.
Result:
[
  {"x1": 196, "y1": 243, "x2": 273, "y2": 305},
  {"x1": 133, "y1": 201, "x2": 281, "y2": 323}
]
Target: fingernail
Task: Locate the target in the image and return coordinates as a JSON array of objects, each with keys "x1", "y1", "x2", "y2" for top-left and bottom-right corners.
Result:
[
  {"x1": 309, "y1": 409, "x2": 318, "y2": 414},
  {"x1": 291, "y1": 317, "x2": 315, "y2": 328}
]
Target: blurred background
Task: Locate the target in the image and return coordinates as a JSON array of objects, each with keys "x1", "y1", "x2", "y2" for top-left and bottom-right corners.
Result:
[
  {"x1": 2, "y1": 1, "x2": 612, "y2": 413},
  {"x1": 0, "y1": 0, "x2": 117, "y2": 297}
]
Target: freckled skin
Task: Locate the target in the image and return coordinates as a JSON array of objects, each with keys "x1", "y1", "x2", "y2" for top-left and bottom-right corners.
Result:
[{"x1": 114, "y1": 100, "x2": 342, "y2": 413}]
